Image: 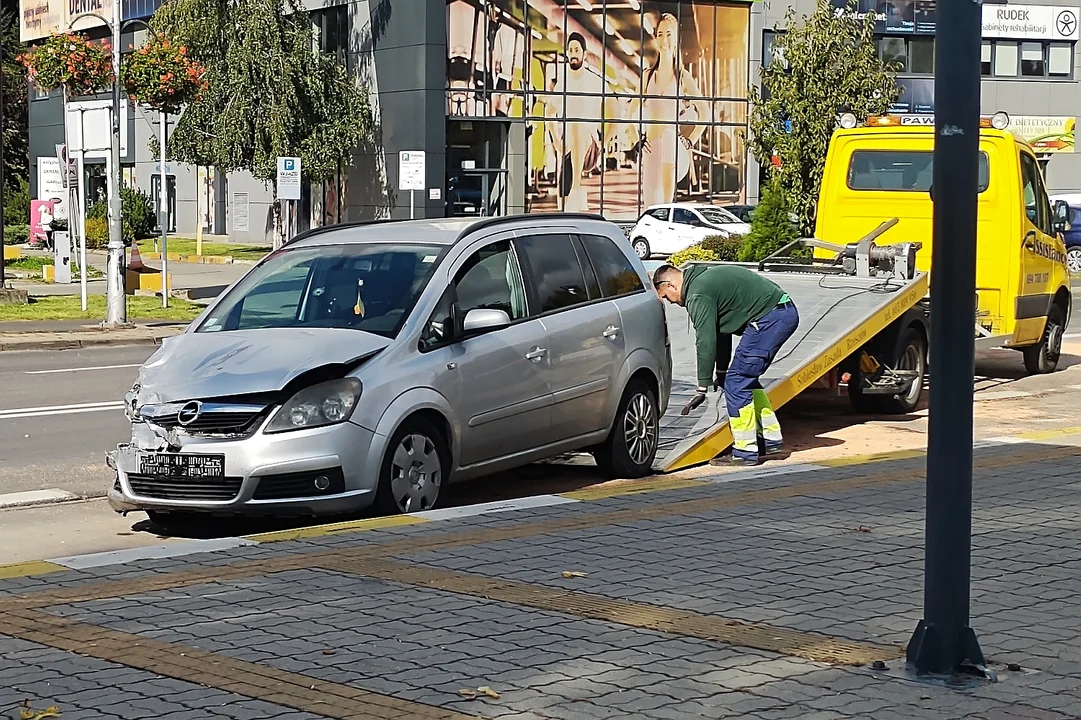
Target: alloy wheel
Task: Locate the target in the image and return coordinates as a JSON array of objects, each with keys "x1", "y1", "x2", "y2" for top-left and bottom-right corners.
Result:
[
  {"x1": 390, "y1": 433, "x2": 442, "y2": 513},
  {"x1": 623, "y1": 392, "x2": 658, "y2": 466}
]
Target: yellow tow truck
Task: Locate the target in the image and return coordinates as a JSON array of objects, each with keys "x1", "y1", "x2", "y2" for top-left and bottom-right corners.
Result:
[{"x1": 816, "y1": 112, "x2": 1072, "y2": 378}]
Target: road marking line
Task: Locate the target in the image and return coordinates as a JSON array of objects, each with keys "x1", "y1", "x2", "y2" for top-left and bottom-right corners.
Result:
[
  {"x1": 24, "y1": 363, "x2": 142, "y2": 375},
  {"x1": 1013, "y1": 425, "x2": 1081, "y2": 442},
  {"x1": 413, "y1": 494, "x2": 579, "y2": 522},
  {"x1": 0, "y1": 401, "x2": 125, "y2": 420},
  {"x1": 0, "y1": 489, "x2": 79, "y2": 508},
  {"x1": 49, "y1": 537, "x2": 259, "y2": 570},
  {"x1": 0, "y1": 561, "x2": 66, "y2": 580},
  {"x1": 244, "y1": 514, "x2": 427, "y2": 543}
]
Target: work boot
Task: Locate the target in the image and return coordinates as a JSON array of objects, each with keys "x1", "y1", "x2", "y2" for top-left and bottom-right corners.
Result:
[
  {"x1": 710, "y1": 454, "x2": 760, "y2": 468},
  {"x1": 759, "y1": 437, "x2": 784, "y2": 456}
]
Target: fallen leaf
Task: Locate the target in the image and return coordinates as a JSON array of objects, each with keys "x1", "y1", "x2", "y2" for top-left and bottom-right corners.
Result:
[
  {"x1": 477, "y1": 686, "x2": 501, "y2": 699},
  {"x1": 322, "y1": 649, "x2": 336, "y2": 655},
  {"x1": 20, "y1": 704, "x2": 61, "y2": 720},
  {"x1": 458, "y1": 689, "x2": 478, "y2": 699},
  {"x1": 561, "y1": 571, "x2": 587, "y2": 579},
  {"x1": 857, "y1": 525, "x2": 872, "y2": 533}
]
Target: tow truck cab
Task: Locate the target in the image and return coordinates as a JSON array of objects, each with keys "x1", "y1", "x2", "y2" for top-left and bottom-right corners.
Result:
[{"x1": 814, "y1": 113, "x2": 1072, "y2": 374}]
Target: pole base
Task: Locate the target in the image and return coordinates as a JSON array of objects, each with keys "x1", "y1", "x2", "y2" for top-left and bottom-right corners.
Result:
[{"x1": 907, "y1": 620, "x2": 987, "y2": 677}]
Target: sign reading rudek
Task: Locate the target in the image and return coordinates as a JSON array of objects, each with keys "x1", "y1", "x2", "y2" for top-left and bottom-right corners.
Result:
[{"x1": 981, "y1": 3, "x2": 1080, "y2": 40}]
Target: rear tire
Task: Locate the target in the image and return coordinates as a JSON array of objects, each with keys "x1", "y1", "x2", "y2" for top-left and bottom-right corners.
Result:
[
  {"x1": 594, "y1": 379, "x2": 659, "y2": 479},
  {"x1": 374, "y1": 417, "x2": 449, "y2": 515},
  {"x1": 631, "y1": 237, "x2": 651, "y2": 260},
  {"x1": 1022, "y1": 304, "x2": 1064, "y2": 375},
  {"x1": 848, "y1": 327, "x2": 926, "y2": 415}
]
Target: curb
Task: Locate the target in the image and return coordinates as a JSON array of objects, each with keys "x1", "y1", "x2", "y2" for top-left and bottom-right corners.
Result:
[
  {"x1": 140, "y1": 252, "x2": 261, "y2": 266},
  {"x1": 0, "y1": 329, "x2": 183, "y2": 352}
]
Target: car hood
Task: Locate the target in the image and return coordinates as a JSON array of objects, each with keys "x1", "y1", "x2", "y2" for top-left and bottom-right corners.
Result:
[{"x1": 133, "y1": 327, "x2": 391, "y2": 403}]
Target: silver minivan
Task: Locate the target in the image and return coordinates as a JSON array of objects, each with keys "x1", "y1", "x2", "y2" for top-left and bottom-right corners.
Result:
[{"x1": 108, "y1": 214, "x2": 672, "y2": 522}]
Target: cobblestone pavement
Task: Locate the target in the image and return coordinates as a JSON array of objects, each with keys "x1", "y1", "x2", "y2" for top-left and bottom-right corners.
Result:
[{"x1": 2, "y1": 440, "x2": 1081, "y2": 719}]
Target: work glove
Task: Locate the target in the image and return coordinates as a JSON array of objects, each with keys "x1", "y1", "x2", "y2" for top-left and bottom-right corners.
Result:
[{"x1": 681, "y1": 386, "x2": 709, "y2": 416}]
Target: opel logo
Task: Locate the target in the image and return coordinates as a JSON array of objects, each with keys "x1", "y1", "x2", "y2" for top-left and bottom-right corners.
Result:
[
  {"x1": 177, "y1": 401, "x2": 202, "y2": 426},
  {"x1": 1057, "y1": 10, "x2": 1076, "y2": 36}
]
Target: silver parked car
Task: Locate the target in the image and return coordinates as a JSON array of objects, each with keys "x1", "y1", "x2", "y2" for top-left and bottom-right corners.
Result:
[{"x1": 107, "y1": 214, "x2": 672, "y2": 521}]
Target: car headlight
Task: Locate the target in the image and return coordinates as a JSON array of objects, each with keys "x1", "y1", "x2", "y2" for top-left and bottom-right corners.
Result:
[{"x1": 265, "y1": 377, "x2": 362, "y2": 434}]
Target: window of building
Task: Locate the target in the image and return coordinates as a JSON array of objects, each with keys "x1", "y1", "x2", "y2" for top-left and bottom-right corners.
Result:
[
  {"x1": 1021, "y1": 42, "x2": 1045, "y2": 76},
  {"x1": 908, "y1": 37, "x2": 935, "y2": 74},
  {"x1": 312, "y1": 4, "x2": 349, "y2": 62},
  {"x1": 994, "y1": 42, "x2": 1019, "y2": 77},
  {"x1": 763, "y1": 30, "x2": 786, "y2": 69},
  {"x1": 879, "y1": 37, "x2": 908, "y2": 72},
  {"x1": 1048, "y1": 43, "x2": 1072, "y2": 77},
  {"x1": 981, "y1": 41, "x2": 992, "y2": 76}
]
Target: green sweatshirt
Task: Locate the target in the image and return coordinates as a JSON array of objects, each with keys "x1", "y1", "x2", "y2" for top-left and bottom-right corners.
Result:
[{"x1": 682, "y1": 264, "x2": 786, "y2": 388}]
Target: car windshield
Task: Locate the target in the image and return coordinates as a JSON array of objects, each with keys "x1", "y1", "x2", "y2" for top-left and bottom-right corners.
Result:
[
  {"x1": 698, "y1": 207, "x2": 741, "y2": 225},
  {"x1": 196, "y1": 243, "x2": 443, "y2": 338}
]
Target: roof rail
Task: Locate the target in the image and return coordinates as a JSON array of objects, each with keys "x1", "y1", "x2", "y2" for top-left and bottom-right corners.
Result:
[
  {"x1": 281, "y1": 218, "x2": 399, "y2": 248},
  {"x1": 455, "y1": 212, "x2": 608, "y2": 242}
]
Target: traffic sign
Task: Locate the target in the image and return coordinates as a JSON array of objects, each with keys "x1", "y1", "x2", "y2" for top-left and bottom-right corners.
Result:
[
  {"x1": 399, "y1": 151, "x2": 426, "y2": 191},
  {"x1": 276, "y1": 156, "x2": 302, "y2": 200}
]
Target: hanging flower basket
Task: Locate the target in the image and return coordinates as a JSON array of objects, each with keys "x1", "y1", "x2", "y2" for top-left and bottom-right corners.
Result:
[
  {"x1": 17, "y1": 33, "x2": 114, "y2": 97},
  {"x1": 120, "y1": 38, "x2": 207, "y2": 113}
]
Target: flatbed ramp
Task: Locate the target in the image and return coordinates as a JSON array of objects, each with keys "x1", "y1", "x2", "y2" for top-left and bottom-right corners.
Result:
[{"x1": 654, "y1": 268, "x2": 929, "y2": 472}]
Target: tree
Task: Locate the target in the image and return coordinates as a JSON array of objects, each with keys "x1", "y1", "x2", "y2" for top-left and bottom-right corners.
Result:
[
  {"x1": 1, "y1": 0, "x2": 28, "y2": 185},
  {"x1": 748, "y1": 0, "x2": 899, "y2": 236},
  {"x1": 739, "y1": 176, "x2": 799, "y2": 262},
  {"x1": 151, "y1": 0, "x2": 373, "y2": 246}
]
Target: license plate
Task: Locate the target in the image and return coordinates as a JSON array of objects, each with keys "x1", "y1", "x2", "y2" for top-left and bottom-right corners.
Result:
[{"x1": 139, "y1": 453, "x2": 225, "y2": 480}]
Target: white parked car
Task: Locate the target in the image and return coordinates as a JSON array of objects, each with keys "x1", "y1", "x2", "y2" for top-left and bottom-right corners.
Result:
[{"x1": 628, "y1": 204, "x2": 752, "y2": 260}]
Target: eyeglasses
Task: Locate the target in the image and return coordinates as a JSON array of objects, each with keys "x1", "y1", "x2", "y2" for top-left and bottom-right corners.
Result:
[{"x1": 653, "y1": 279, "x2": 671, "y2": 290}]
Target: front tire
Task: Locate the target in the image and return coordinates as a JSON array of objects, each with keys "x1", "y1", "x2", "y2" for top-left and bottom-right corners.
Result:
[
  {"x1": 374, "y1": 417, "x2": 449, "y2": 515},
  {"x1": 1022, "y1": 304, "x2": 1064, "y2": 375},
  {"x1": 631, "y1": 237, "x2": 651, "y2": 260},
  {"x1": 593, "y1": 379, "x2": 659, "y2": 479}
]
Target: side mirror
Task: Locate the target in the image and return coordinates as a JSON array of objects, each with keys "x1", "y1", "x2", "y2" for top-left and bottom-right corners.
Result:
[
  {"x1": 1052, "y1": 200, "x2": 1070, "y2": 234},
  {"x1": 928, "y1": 184, "x2": 934, "y2": 202},
  {"x1": 462, "y1": 308, "x2": 511, "y2": 334}
]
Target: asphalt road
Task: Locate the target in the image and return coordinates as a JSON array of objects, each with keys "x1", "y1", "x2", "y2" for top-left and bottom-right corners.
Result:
[{"x1": 0, "y1": 345, "x2": 151, "y2": 499}]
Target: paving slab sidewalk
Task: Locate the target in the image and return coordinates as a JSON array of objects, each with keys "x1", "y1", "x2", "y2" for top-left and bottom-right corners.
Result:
[{"x1": 2, "y1": 439, "x2": 1080, "y2": 719}]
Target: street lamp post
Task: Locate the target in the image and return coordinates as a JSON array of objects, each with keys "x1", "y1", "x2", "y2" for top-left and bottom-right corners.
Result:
[
  {"x1": 105, "y1": 0, "x2": 127, "y2": 326},
  {"x1": 906, "y1": 0, "x2": 987, "y2": 677}
]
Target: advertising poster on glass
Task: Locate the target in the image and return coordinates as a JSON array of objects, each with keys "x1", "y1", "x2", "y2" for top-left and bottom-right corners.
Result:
[
  {"x1": 446, "y1": 0, "x2": 750, "y2": 220},
  {"x1": 889, "y1": 77, "x2": 934, "y2": 114}
]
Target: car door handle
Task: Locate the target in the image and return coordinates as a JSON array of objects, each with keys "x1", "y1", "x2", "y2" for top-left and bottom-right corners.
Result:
[
  {"x1": 603, "y1": 325, "x2": 621, "y2": 340},
  {"x1": 525, "y1": 347, "x2": 547, "y2": 362}
]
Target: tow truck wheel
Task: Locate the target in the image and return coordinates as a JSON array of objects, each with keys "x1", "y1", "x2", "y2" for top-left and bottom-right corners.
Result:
[
  {"x1": 594, "y1": 379, "x2": 658, "y2": 479},
  {"x1": 1023, "y1": 304, "x2": 1064, "y2": 375},
  {"x1": 848, "y1": 327, "x2": 927, "y2": 415}
]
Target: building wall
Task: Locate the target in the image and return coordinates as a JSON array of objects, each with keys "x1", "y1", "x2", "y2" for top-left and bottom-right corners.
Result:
[{"x1": 750, "y1": 0, "x2": 1081, "y2": 203}]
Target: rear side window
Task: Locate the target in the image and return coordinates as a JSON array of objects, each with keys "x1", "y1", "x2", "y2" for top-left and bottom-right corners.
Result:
[
  {"x1": 516, "y1": 234, "x2": 590, "y2": 313},
  {"x1": 847, "y1": 150, "x2": 990, "y2": 193},
  {"x1": 581, "y1": 235, "x2": 646, "y2": 298}
]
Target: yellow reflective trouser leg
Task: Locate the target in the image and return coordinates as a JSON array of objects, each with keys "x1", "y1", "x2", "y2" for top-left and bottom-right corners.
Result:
[
  {"x1": 753, "y1": 388, "x2": 783, "y2": 454},
  {"x1": 730, "y1": 403, "x2": 759, "y2": 461}
]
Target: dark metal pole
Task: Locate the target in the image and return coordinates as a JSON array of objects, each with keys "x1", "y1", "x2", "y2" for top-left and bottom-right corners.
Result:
[{"x1": 907, "y1": 0, "x2": 986, "y2": 675}]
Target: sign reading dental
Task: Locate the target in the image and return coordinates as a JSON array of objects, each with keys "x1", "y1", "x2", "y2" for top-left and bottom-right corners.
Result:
[{"x1": 982, "y1": 4, "x2": 1080, "y2": 40}]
